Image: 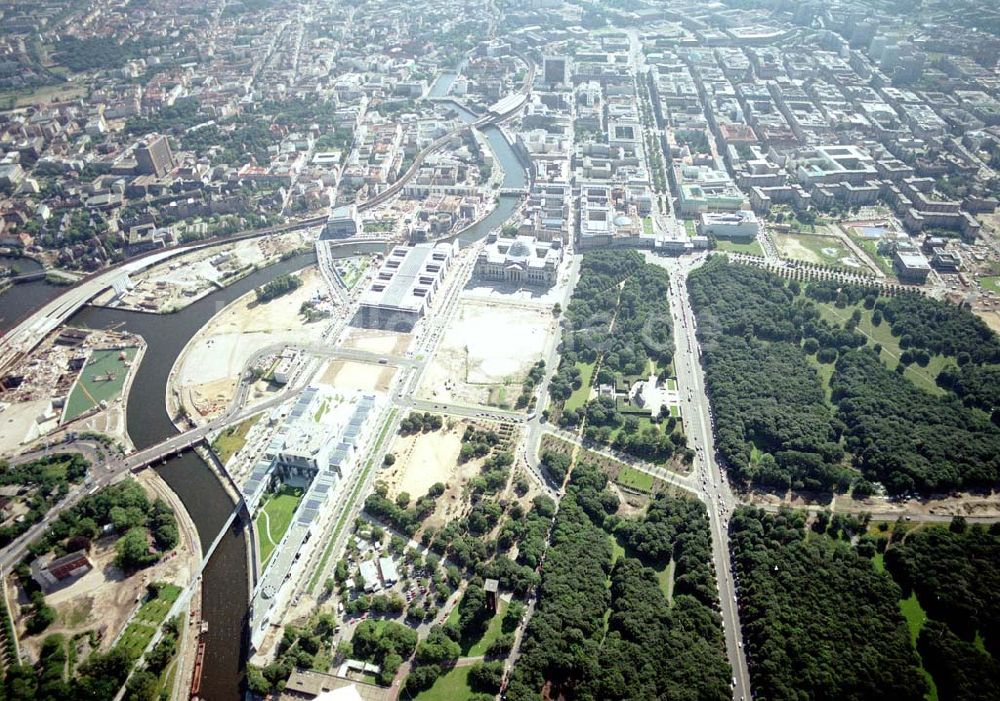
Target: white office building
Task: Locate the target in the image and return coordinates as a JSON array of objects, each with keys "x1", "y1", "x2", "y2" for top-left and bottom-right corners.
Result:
[
  {"x1": 355, "y1": 242, "x2": 456, "y2": 331},
  {"x1": 697, "y1": 211, "x2": 761, "y2": 240}
]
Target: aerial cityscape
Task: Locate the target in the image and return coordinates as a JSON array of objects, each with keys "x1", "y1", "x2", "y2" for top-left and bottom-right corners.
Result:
[{"x1": 0, "y1": 0, "x2": 998, "y2": 700}]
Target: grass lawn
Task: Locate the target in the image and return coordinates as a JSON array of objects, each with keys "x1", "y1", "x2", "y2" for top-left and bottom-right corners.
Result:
[
  {"x1": 337, "y1": 256, "x2": 371, "y2": 290},
  {"x1": 466, "y1": 600, "x2": 508, "y2": 656},
  {"x1": 409, "y1": 665, "x2": 474, "y2": 701},
  {"x1": 979, "y1": 276, "x2": 1000, "y2": 293},
  {"x1": 643, "y1": 216, "x2": 654, "y2": 236},
  {"x1": 776, "y1": 232, "x2": 854, "y2": 267},
  {"x1": 805, "y1": 353, "x2": 836, "y2": 400},
  {"x1": 40, "y1": 458, "x2": 72, "y2": 482},
  {"x1": 136, "y1": 584, "x2": 182, "y2": 623},
  {"x1": 849, "y1": 235, "x2": 895, "y2": 277},
  {"x1": 116, "y1": 621, "x2": 157, "y2": 660},
  {"x1": 683, "y1": 219, "x2": 697, "y2": 236},
  {"x1": 610, "y1": 534, "x2": 673, "y2": 602},
  {"x1": 606, "y1": 415, "x2": 683, "y2": 465},
  {"x1": 564, "y1": 361, "x2": 595, "y2": 412},
  {"x1": 158, "y1": 655, "x2": 180, "y2": 699},
  {"x1": 898, "y1": 592, "x2": 939, "y2": 701},
  {"x1": 715, "y1": 238, "x2": 764, "y2": 256},
  {"x1": 65, "y1": 347, "x2": 138, "y2": 420},
  {"x1": 0, "y1": 81, "x2": 87, "y2": 109},
  {"x1": 115, "y1": 584, "x2": 182, "y2": 660},
  {"x1": 657, "y1": 560, "x2": 675, "y2": 602},
  {"x1": 816, "y1": 303, "x2": 946, "y2": 395},
  {"x1": 606, "y1": 415, "x2": 652, "y2": 442},
  {"x1": 610, "y1": 535, "x2": 626, "y2": 564},
  {"x1": 616, "y1": 465, "x2": 655, "y2": 492},
  {"x1": 314, "y1": 398, "x2": 330, "y2": 423},
  {"x1": 900, "y1": 592, "x2": 927, "y2": 645},
  {"x1": 211, "y1": 413, "x2": 260, "y2": 464},
  {"x1": 256, "y1": 486, "x2": 304, "y2": 566},
  {"x1": 445, "y1": 600, "x2": 508, "y2": 656}
]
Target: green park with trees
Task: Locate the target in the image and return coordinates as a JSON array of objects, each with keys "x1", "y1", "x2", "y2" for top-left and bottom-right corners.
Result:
[
  {"x1": 504, "y1": 463, "x2": 731, "y2": 701},
  {"x1": 548, "y1": 250, "x2": 684, "y2": 464},
  {"x1": 730, "y1": 508, "x2": 928, "y2": 701},
  {"x1": 687, "y1": 258, "x2": 1000, "y2": 496}
]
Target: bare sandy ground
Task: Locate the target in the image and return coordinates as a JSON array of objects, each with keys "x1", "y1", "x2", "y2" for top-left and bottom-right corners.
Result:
[
  {"x1": 383, "y1": 426, "x2": 464, "y2": 500},
  {"x1": 380, "y1": 420, "x2": 523, "y2": 532},
  {"x1": 319, "y1": 360, "x2": 395, "y2": 393},
  {"x1": 13, "y1": 475, "x2": 198, "y2": 661},
  {"x1": 380, "y1": 423, "x2": 475, "y2": 501},
  {"x1": 174, "y1": 267, "x2": 330, "y2": 419},
  {"x1": 745, "y1": 489, "x2": 1000, "y2": 519},
  {"x1": 418, "y1": 299, "x2": 556, "y2": 407},
  {"x1": 340, "y1": 327, "x2": 411, "y2": 355},
  {"x1": 0, "y1": 399, "x2": 51, "y2": 454},
  {"x1": 977, "y1": 309, "x2": 1000, "y2": 335}
]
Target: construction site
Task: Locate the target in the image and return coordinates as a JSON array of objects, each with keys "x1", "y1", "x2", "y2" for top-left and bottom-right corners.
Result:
[
  {"x1": 5, "y1": 470, "x2": 202, "y2": 700},
  {"x1": 0, "y1": 326, "x2": 142, "y2": 454},
  {"x1": 418, "y1": 292, "x2": 560, "y2": 409},
  {"x1": 91, "y1": 230, "x2": 315, "y2": 314},
  {"x1": 170, "y1": 266, "x2": 334, "y2": 422},
  {"x1": 379, "y1": 416, "x2": 534, "y2": 533}
]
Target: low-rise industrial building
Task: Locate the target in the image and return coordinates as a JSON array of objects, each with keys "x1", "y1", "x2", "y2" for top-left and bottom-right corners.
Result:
[
  {"x1": 31, "y1": 550, "x2": 92, "y2": 590},
  {"x1": 378, "y1": 556, "x2": 399, "y2": 586},
  {"x1": 358, "y1": 560, "x2": 381, "y2": 592}
]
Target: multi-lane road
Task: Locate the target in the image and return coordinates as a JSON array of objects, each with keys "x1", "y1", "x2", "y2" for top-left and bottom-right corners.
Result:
[{"x1": 660, "y1": 253, "x2": 751, "y2": 700}]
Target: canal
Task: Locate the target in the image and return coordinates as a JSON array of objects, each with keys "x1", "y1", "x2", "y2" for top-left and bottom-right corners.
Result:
[{"x1": 441, "y1": 98, "x2": 530, "y2": 246}]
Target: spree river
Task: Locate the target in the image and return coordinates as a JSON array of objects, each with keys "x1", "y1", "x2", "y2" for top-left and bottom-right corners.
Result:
[
  {"x1": 7, "y1": 98, "x2": 529, "y2": 700},
  {"x1": 72, "y1": 252, "x2": 317, "y2": 701},
  {"x1": 0, "y1": 256, "x2": 65, "y2": 334}
]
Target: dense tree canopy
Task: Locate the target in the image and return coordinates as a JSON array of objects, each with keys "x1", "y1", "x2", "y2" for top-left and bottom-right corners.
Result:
[
  {"x1": 937, "y1": 362, "x2": 1000, "y2": 417},
  {"x1": 688, "y1": 259, "x2": 848, "y2": 491},
  {"x1": 730, "y1": 508, "x2": 926, "y2": 701},
  {"x1": 506, "y1": 465, "x2": 730, "y2": 701},
  {"x1": 885, "y1": 525, "x2": 1000, "y2": 655},
  {"x1": 917, "y1": 620, "x2": 1000, "y2": 701},
  {"x1": 877, "y1": 294, "x2": 1000, "y2": 364},
  {"x1": 688, "y1": 258, "x2": 1000, "y2": 495},
  {"x1": 505, "y1": 475, "x2": 612, "y2": 700},
  {"x1": 560, "y1": 249, "x2": 673, "y2": 377},
  {"x1": 832, "y1": 349, "x2": 1000, "y2": 493},
  {"x1": 0, "y1": 453, "x2": 89, "y2": 548},
  {"x1": 702, "y1": 336, "x2": 846, "y2": 491},
  {"x1": 582, "y1": 559, "x2": 730, "y2": 701}
]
